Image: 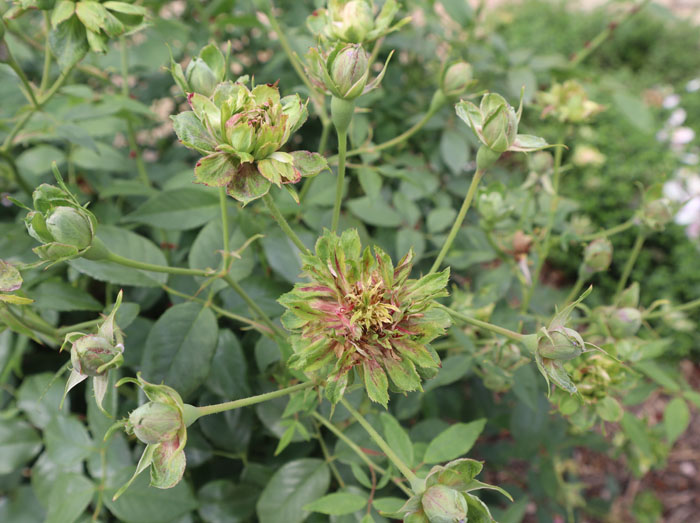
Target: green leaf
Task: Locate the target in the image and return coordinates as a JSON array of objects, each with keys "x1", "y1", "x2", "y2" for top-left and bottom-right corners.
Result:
[
  {"x1": 347, "y1": 196, "x2": 403, "y2": 227},
  {"x1": 613, "y1": 91, "x2": 654, "y2": 134},
  {"x1": 141, "y1": 302, "x2": 219, "y2": 399},
  {"x1": 256, "y1": 458, "x2": 331, "y2": 523},
  {"x1": 620, "y1": 412, "x2": 653, "y2": 457},
  {"x1": 198, "y1": 480, "x2": 260, "y2": 523},
  {"x1": 205, "y1": 329, "x2": 251, "y2": 399},
  {"x1": 291, "y1": 151, "x2": 328, "y2": 178},
  {"x1": 304, "y1": 492, "x2": 368, "y2": 515},
  {"x1": 104, "y1": 472, "x2": 198, "y2": 523},
  {"x1": 195, "y1": 153, "x2": 238, "y2": 187},
  {"x1": 123, "y1": 187, "x2": 221, "y2": 230},
  {"x1": 634, "y1": 360, "x2": 681, "y2": 392},
  {"x1": 380, "y1": 413, "x2": 414, "y2": 467},
  {"x1": 28, "y1": 280, "x2": 102, "y2": 311},
  {"x1": 596, "y1": 396, "x2": 624, "y2": 422},
  {"x1": 427, "y1": 207, "x2": 458, "y2": 234},
  {"x1": 49, "y1": 17, "x2": 88, "y2": 70},
  {"x1": 0, "y1": 486, "x2": 46, "y2": 522},
  {"x1": 441, "y1": 0, "x2": 474, "y2": 25},
  {"x1": 0, "y1": 419, "x2": 42, "y2": 474},
  {"x1": 423, "y1": 419, "x2": 486, "y2": 464},
  {"x1": 440, "y1": 127, "x2": 469, "y2": 174},
  {"x1": 172, "y1": 111, "x2": 217, "y2": 153},
  {"x1": 663, "y1": 397, "x2": 690, "y2": 445},
  {"x1": 46, "y1": 473, "x2": 94, "y2": 523},
  {"x1": 0, "y1": 260, "x2": 22, "y2": 292},
  {"x1": 69, "y1": 225, "x2": 168, "y2": 287},
  {"x1": 17, "y1": 372, "x2": 70, "y2": 429},
  {"x1": 75, "y1": 1, "x2": 109, "y2": 33},
  {"x1": 44, "y1": 415, "x2": 93, "y2": 466},
  {"x1": 227, "y1": 162, "x2": 272, "y2": 205}
]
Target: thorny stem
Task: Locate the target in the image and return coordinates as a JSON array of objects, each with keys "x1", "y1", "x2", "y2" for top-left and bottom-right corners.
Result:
[
  {"x1": 120, "y1": 37, "x2": 151, "y2": 186},
  {"x1": 569, "y1": 0, "x2": 652, "y2": 68},
  {"x1": 615, "y1": 230, "x2": 646, "y2": 301},
  {"x1": 331, "y1": 129, "x2": 348, "y2": 233},
  {"x1": 193, "y1": 381, "x2": 315, "y2": 418},
  {"x1": 439, "y1": 304, "x2": 525, "y2": 343},
  {"x1": 521, "y1": 134, "x2": 566, "y2": 313},
  {"x1": 311, "y1": 410, "x2": 413, "y2": 497},
  {"x1": 430, "y1": 168, "x2": 485, "y2": 274},
  {"x1": 262, "y1": 193, "x2": 309, "y2": 253},
  {"x1": 339, "y1": 397, "x2": 421, "y2": 490}
]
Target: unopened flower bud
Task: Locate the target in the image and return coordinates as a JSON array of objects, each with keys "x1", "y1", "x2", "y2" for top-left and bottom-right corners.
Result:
[
  {"x1": 478, "y1": 191, "x2": 510, "y2": 224},
  {"x1": 582, "y1": 238, "x2": 612, "y2": 274},
  {"x1": 442, "y1": 62, "x2": 473, "y2": 97},
  {"x1": 530, "y1": 151, "x2": 553, "y2": 174},
  {"x1": 608, "y1": 307, "x2": 642, "y2": 338},
  {"x1": 330, "y1": 45, "x2": 369, "y2": 99},
  {"x1": 151, "y1": 438, "x2": 187, "y2": 489},
  {"x1": 641, "y1": 198, "x2": 674, "y2": 231},
  {"x1": 618, "y1": 282, "x2": 639, "y2": 308},
  {"x1": 129, "y1": 402, "x2": 183, "y2": 445},
  {"x1": 538, "y1": 327, "x2": 584, "y2": 361},
  {"x1": 71, "y1": 334, "x2": 123, "y2": 377},
  {"x1": 480, "y1": 93, "x2": 518, "y2": 153},
  {"x1": 185, "y1": 57, "x2": 218, "y2": 97},
  {"x1": 46, "y1": 206, "x2": 93, "y2": 250},
  {"x1": 337, "y1": 1, "x2": 374, "y2": 43},
  {"x1": 421, "y1": 485, "x2": 468, "y2": 523}
]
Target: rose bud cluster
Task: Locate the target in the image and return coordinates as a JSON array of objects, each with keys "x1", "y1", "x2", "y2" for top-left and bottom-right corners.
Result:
[
  {"x1": 382, "y1": 459, "x2": 510, "y2": 522},
  {"x1": 61, "y1": 290, "x2": 125, "y2": 413},
  {"x1": 278, "y1": 229, "x2": 450, "y2": 407},
  {"x1": 456, "y1": 91, "x2": 550, "y2": 170},
  {"x1": 306, "y1": 0, "x2": 410, "y2": 44},
  {"x1": 172, "y1": 81, "x2": 328, "y2": 204},
  {"x1": 49, "y1": 1, "x2": 148, "y2": 55},
  {"x1": 593, "y1": 284, "x2": 643, "y2": 339},
  {"x1": 170, "y1": 43, "x2": 228, "y2": 97},
  {"x1": 305, "y1": 43, "x2": 392, "y2": 102},
  {"x1": 536, "y1": 80, "x2": 605, "y2": 123},
  {"x1": 108, "y1": 374, "x2": 196, "y2": 499},
  {"x1": 23, "y1": 183, "x2": 102, "y2": 264}
]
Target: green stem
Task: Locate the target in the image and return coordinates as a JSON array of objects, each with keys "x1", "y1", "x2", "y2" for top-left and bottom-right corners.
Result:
[
  {"x1": 105, "y1": 250, "x2": 210, "y2": 277},
  {"x1": 119, "y1": 37, "x2": 150, "y2": 186},
  {"x1": 222, "y1": 274, "x2": 287, "y2": 340},
  {"x1": 439, "y1": 304, "x2": 524, "y2": 343},
  {"x1": 4, "y1": 45, "x2": 39, "y2": 108},
  {"x1": 577, "y1": 217, "x2": 636, "y2": 241},
  {"x1": 0, "y1": 149, "x2": 32, "y2": 196},
  {"x1": 219, "y1": 187, "x2": 230, "y2": 264},
  {"x1": 644, "y1": 297, "x2": 700, "y2": 320},
  {"x1": 313, "y1": 421, "x2": 346, "y2": 488},
  {"x1": 563, "y1": 273, "x2": 586, "y2": 307},
  {"x1": 40, "y1": 11, "x2": 52, "y2": 93},
  {"x1": 298, "y1": 119, "x2": 331, "y2": 204},
  {"x1": 430, "y1": 168, "x2": 485, "y2": 273},
  {"x1": 0, "y1": 110, "x2": 34, "y2": 152},
  {"x1": 56, "y1": 319, "x2": 102, "y2": 336},
  {"x1": 193, "y1": 381, "x2": 315, "y2": 418},
  {"x1": 331, "y1": 128, "x2": 347, "y2": 233},
  {"x1": 521, "y1": 136, "x2": 565, "y2": 313},
  {"x1": 615, "y1": 231, "x2": 645, "y2": 301},
  {"x1": 311, "y1": 410, "x2": 413, "y2": 497},
  {"x1": 569, "y1": 0, "x2": 652, "y2": 68},
  {"x1": 262, "y1": 193, "x2": 309, "y2": 253},
  {"x1": 38, "y1": 61, "x2": 76, "y2": 105},
  {"x1": 339, "y1": 397, "x2": 420, "y2": 490},
  {"x1": 346, "y1": 97, "x2": 444, "y2": 160}
]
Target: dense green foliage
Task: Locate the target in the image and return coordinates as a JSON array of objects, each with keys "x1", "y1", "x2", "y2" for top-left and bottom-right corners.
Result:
[{"x1": 1, "y1": 1, "x2": 698, "y2": 522}]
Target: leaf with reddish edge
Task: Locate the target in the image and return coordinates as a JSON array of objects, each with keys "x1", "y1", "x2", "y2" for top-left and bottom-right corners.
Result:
[
  {"x1": 226, "y1": 163, "x2": 271, "y2": 205},
  {"x1": 393, "y1": 338, "x2": 440, "y2": 369},
  {"x1": 194, "y1": 152, "x2": 237, "y2": 187},
  {"x1": 0, "y1": 260, "x2": 22, "y2": 292},
  {"x1": 384, "y1": 356, "x2": 422, "y2": 392},
  {"x1": 362, "y1": 359, "x2": 389, "y2": 407},
  {"x1": 291, "y1": 151, "x2": 329, "y2": 178}
]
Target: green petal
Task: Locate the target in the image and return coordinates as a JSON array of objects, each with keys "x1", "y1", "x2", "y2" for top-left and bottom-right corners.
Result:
[
  {"x1": 227, "y1": 163, "x2": 271, "y2": 205},
  {"x1": 362, "y1": 359, "x2": 389, "y2": 407},
  {"x1": 194, "y1": 152, "x2": 237, "y2": 187}
]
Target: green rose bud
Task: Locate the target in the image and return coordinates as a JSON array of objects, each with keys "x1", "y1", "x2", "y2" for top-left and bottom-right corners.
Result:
[
  {"x1": 71, "y1": 334, "x2": 124, "y2": 377},
  {"x1": 582, "y1": 238, "x2": 613, "y2": 274},
  {"x1": 537, "y1": 327, "x2": 585, "y2": 361},
  {"x1": 128, "y1": 401, "x2": 183, "y2": 445},
  {"x1": 330, "y1": 44, "x2": 369, "y2": 99},
  {"x1": 530, "y1": 151, "x2": 553, "y2": 174},
  {"x1": 618, "y1": 282, "x2": 640, "y2": 308},
  {"x1": 480, "y1": 93, "x2": 518, "y2": 153},
  {"x1": 421, "y1": 485, "x2": 467, "y2": 523},
  {"x1": 608, "y1": 307, "x2": 642, "y2": 338},
  {"x1": 150, "y1": 437, "x2": 187, "y2": 489},
  {"x1": 185, "y1": 57, "x2": 218, "y2": 97},
  {"x1": 46, "y1": 206, "x2": 93, "y2": 250},
  {"x1": 441, "y1": 61, "x2": 473, "y2": 98},
  {"x1": 641, "y1": 198, "x2": 674, "y2": 231},
  {"x1": 336, "y1": 1, "x2": 374, "y2": 42}
]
